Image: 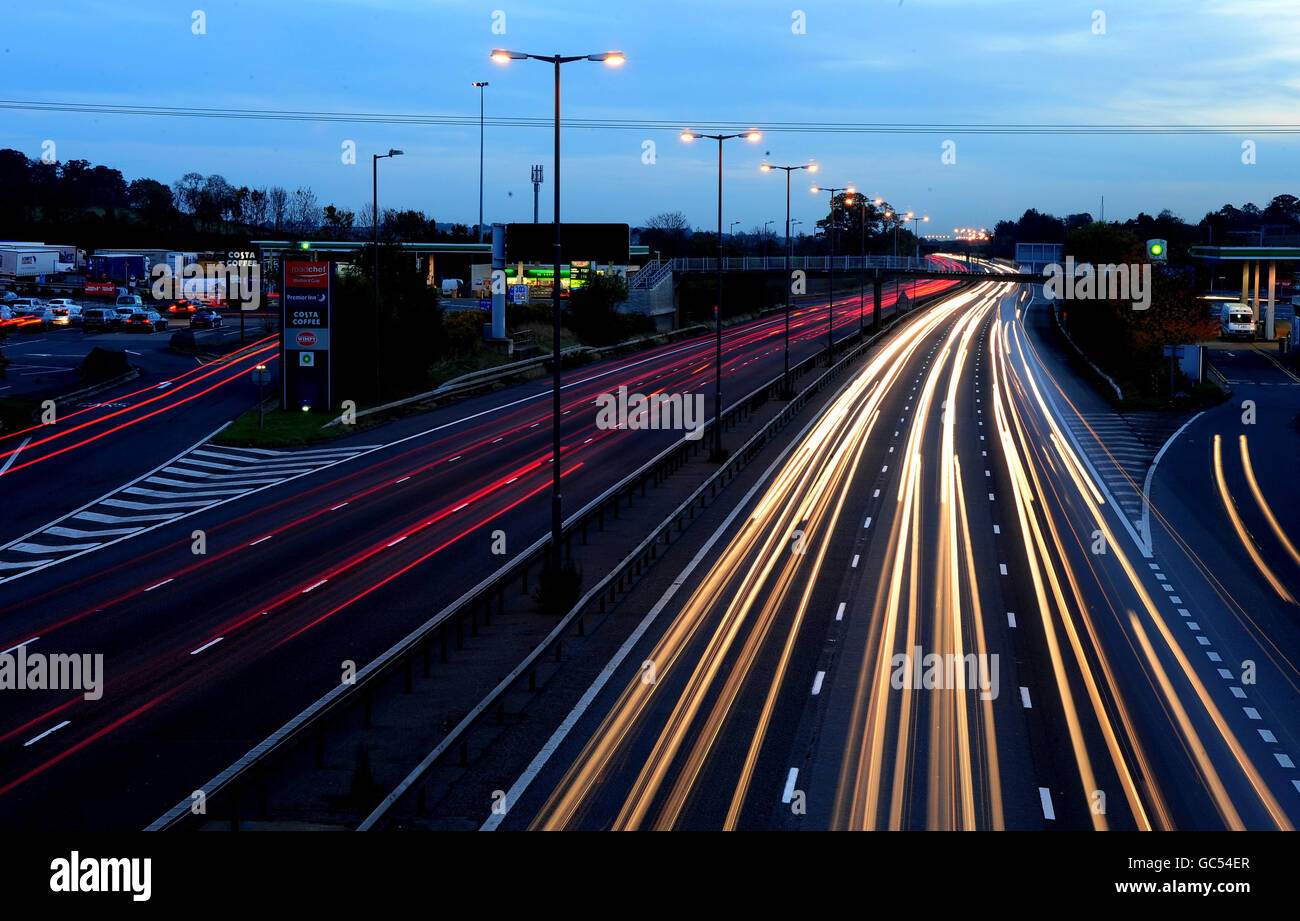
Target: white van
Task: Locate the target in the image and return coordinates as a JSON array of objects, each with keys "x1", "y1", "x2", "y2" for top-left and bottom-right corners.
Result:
[{"x1": 1220, "y1": 302, "x2": 1255, "y2": 341}]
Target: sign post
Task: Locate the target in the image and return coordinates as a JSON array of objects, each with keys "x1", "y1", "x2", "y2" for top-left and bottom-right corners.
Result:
[
  {"x1": 281, "y1": 260, "x2": 333, "y2": 412},
  {"x1": 251, "y1": 363, "x2": 271, "y2": 429}
]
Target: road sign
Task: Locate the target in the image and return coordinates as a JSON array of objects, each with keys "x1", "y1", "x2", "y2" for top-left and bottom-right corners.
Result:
[
  {"x1": 282, "y1": 260, "x2": 333, "y2": 411},
  {"x1": 299, "y1": 352, "x2": 314, "y2": 367}
]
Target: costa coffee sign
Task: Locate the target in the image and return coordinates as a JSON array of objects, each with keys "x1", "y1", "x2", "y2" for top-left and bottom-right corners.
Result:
[{"x1": 285, "y1": 261, "x2": 329, "y2": 288}]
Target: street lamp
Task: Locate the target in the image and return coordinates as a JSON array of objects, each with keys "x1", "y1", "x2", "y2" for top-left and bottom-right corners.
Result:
[
  {"x1": 681, "y1": 128, "x2": 762, "y2": 459},
  {"x1": 911, "y1": 213, "x2": 930, "y2": 303},
  {"x1": 372, "y1": 148, "x2": 403, "y2": 403},
  {"x1": 471, "y1": 82, "x2": 489, "y2": 242},
  {"x1": 811, "y1": 183, "x2": 854, "y2": 362},
  {"x1": 762, "y1": 220, "x2": 774, "y2": 261},
  {"x1": 492, "y1": 47, "x2": 624, "y2": 567},
  {"x1": 760, "y1": 160, "x2": 816, "y2": 394}
]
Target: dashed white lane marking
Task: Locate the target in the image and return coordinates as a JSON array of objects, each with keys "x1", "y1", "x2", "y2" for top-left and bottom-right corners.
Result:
[
  {"x1": 1260, "y1": 729, "x2": 1277, "y2": 743},
  {"x1": 1276, "y1": 753, "x2": 1295, "y2": 769},
  {"x1": 448, "y1": 455, "x2": 462, "y2": 462},
  {"x1": 330, "y1": 502, "x2": 349, "y2": 511},
  {"x1": 24, "y1": 721, "x2": 71, "y2": 747},
  {"x1": 811, "y1": 671, "x2": 825, "y2": 696},
  {"x1": 1039, "y1": 787, "x2": 1056, "y2": 821},
  {"x1": 387, "y1": 536, "x2": 407, "y2": 547},
  {"x1": 993, "y1": 524, "x2": 1000, "y2": 534},
  {"x1": 863, "y1": 517, "x2": 872, "y2": 529},
  {"x1": 836, "y1": 602, "x2": 846, "y2": 621},
  {"x1": 302, "y1": 579, "x2": 328, "y2": 593},
  {"x1": 1007, "y1": 612, "x2": 1016, "y2": 628},
  {"x1": 1020, "y1": 687, "x2": 1032, "y2": 708},
  {"x1": 782, "y1": 768, "x2": 799, "y2": 803},
  {"x1": 1, "y1": 636, "x2": 38, "y2": 656},
  {"x1": 882, "y1": 466, "x2": 888, "y2": 473},
  {"x1": 395, "y1": 476, "x2": 411, "y2": 483},
  {"x1": 1244, "y1": 707, "x2": 1261, "y2": 720},
  {"x1": 190, "y1": 637, "x2": 224, "y2": 655},
  {"x1": 873, "y1": 489, "x2": 880, "y2": 498},
  {"x1": 851, "y1": 555, "x2": 860, "y2": 568},
  {"x1": 144, "y1": 578, "x2": 173, "y2": 592},
  {"x1": 249, "y1": 535, "x2": 272, "y2": 546},
  {"x1": 999, "y1": 563, "x2": 1008, "y2": 575}
]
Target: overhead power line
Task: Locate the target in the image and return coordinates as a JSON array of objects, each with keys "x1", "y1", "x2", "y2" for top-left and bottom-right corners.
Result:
[{"x1": 3, "y1": 99, "x2": 1300, "y2": 134}]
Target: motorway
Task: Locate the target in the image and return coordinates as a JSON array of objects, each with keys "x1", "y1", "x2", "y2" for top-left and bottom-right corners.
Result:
[
  {"x1": 0, "y1": 272, "x2": 958, "y2": 829},
  {"x1": 479, "y1": 277, "x2": 1300, "y2": 830}
]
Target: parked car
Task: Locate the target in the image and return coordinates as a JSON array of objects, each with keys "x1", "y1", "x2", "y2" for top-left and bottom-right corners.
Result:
[
  {"x1": 81, "y1": 307, "x2": 120, "y2": 332},
  {"x1": 8, "y1": 298, "x2": 43, "y2": 314},
  {"x1": 47, "y1": 306, "x2": 78, "y2": 327},
  {"x1": 124, "y1": 309, "x2": 168, "y2": 333},
  {"x1": 189, "y1": 309, "x2": 223, "y2": 329},
  {"x1": 168, "y1": 298, "x2": 205, "y2": 314}
]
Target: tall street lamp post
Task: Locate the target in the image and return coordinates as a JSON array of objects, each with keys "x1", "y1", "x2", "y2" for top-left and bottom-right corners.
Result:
[
  {"x1": 372, "y1": 148, "x2": 403, "y2": 403},
  {"x1": 493, "y1": 47, "x2": 624, "y2": 566},
  {"x1": 472, "y1": 82, "x2": 488, "y2": 242},
  {"x1": 681, "y1": 129, "x2": 762, "y2": 460},
  {"x1": 760, "y1": 161, "x2": 816, "y2": 395},
  {"x1": 811, "y1": 183, "x2": 855, "y2": 362}
]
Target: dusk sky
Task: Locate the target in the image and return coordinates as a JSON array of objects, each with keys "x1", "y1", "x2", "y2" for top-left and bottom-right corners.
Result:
[{"x1": 3, "y1": 0, "x2": 1298, "y2": 236}]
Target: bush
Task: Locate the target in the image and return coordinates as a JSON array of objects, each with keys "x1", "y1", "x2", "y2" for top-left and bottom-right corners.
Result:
[
  {"x1": 443, "y1": 310, "x2": 485, "y2": 357},
  {"x1": 81, "y1": 346, "x2": 130, "y2": 379}
]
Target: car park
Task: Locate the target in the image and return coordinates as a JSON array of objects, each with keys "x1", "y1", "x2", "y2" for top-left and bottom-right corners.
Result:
[
  {"x1": 189, "y1": 308, "x2": 223, "y2": 329},
  {"x1": 124, "y1": 309, "x2": 169, "y2": 332}
]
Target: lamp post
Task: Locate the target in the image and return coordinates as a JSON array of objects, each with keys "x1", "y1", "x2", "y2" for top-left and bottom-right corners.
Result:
[
  {"x1": 472, "y1": 82, "x2": 488, "y2": 242},
  {"x1": 493, "y1": 47, "x2": 624, "y2": 566},
  {"x1": 681, "y1": 129, "x2": 762, "y2": 460},
  {"x1": 372, "y1": 148, "x2": 403, "y2": 403},
  {"x1": 762, "y1": 220, "x2": 774, "y2": 261},
  {"x1": 760, "y1": 161, "x2": 816, "y2": 395},
  {"x1": 911, "y1": 213, "x2": 929, "y2": 303},
  {"x1": 811, "y1": 183, "x2": 854, "y2": 362}
]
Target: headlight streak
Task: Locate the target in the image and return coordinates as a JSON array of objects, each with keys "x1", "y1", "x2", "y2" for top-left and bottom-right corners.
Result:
[
  {"x1": 533, "y1": 286, "x2": 984, "y2": 830},
  {"x1": 998, "y1": 294, "x2": 1291, "y2": 830},
  {"x1": 1213, "y1": 434, "x2": 1295, "y2": 605},
  {"x1": 1238, "y1": 435, "x2": 1300, "y2": 576}
]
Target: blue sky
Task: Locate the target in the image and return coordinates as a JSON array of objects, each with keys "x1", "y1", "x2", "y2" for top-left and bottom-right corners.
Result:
[{"x1": 2, "y1": 0, "x2": 1298, "y2": 236}]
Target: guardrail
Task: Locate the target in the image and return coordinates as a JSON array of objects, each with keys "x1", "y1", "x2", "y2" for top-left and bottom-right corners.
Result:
[
  {"x1": 149, "y1": 282, "x2": 970, "y2": 831},
  {"x1": 666, "y1": 254, "x2": 938, "y2": 272}
]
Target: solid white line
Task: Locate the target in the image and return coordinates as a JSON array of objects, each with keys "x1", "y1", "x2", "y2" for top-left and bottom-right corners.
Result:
[
  {"x1": 24, "y1": 721, "x2": 71, "y2": 747},
  {"x1": 190, "y1": 637, "x2": 224, "y2": 655},
  {"x1": 811, "y1": 671, "x2": 825, "y2": 695},
  {"x1": 781, "y1": 768, "x2": 799, "y2": 803},
  {"x1": 0, "y1": 436, "x2": 32, "y2": 476},
  {"x1": 1141, "y1": 410, "x2": 1205, "y2": 553},
  {"x1": 1, "y1": 636, "x2": 38, "y2": 656},
  {"x1": 144, "y1": 578, "x2": 173, "y2": 592},
  {"x1": 1038, "y1": 787, "x2": 1056, "y2": 820}
]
